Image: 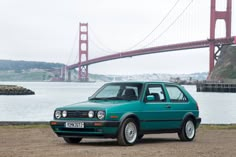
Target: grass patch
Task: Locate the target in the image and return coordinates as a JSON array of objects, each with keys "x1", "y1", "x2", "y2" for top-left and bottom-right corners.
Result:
[
  {"x1": 0, "y1": 124, "x2": 50, "y2": 129},
  {"x1": 200, "y1": 124, "x2": 236, "y2": 130}
]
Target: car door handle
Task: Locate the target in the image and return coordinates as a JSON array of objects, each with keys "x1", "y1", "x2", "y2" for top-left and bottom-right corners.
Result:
[{"x1": 165, "y1": 105, "x2": 171, "y2": 109}]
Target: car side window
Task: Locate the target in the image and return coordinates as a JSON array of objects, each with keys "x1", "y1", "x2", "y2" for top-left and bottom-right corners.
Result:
[
  {"x1": 145, "y1": 84, "x2": 166, "y2": 102},
  {"x1": 166, "y1": 85, "x2": 188, "y2": 102}
]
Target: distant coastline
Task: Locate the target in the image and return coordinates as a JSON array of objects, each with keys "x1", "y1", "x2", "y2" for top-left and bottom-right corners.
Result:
[{"x1": 0, "y1": 59, "x2": 208, "y2": 82}]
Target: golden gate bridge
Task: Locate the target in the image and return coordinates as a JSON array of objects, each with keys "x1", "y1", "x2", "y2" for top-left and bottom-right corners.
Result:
[{"x1": 63, "y1": 0, "x2": 235, "y2": 81}]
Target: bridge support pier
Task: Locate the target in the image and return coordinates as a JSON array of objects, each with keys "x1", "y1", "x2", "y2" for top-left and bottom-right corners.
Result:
[
  {"x1": 60, "y1": 66, "x2": 65, "y2": 81},
  {"x1": 209, "y1": 0, "x2": 232, "y2": 76},
  {"x1": 78, "y1": 23, "x2": 89, "y2": 82},
  {"x1": 214, "y1": 45, "x2": 223, "y2": 61},
  {"x1": 64, "y1": 66, "x2": 71, "y2": 82},
  {"x1": 78, "y1": 64, "x2": 88, "y2": 82}
]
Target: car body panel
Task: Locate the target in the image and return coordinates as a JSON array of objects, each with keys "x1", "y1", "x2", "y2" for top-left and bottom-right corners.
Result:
[{"x1": 50, "y1": 82, "x2": 201, "y2": 140}]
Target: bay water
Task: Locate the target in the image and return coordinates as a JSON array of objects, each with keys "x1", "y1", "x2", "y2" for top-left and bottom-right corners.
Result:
[{"x1": 0, "y1": 82, "x2": 235, "y2": 124}]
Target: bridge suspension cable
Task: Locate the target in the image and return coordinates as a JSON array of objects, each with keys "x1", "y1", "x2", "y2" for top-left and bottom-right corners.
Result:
[
  {"x1": 143, "y1": 0, "x2": 194, "y2": 48},
  {"x1": 89, "y1": 25, "x2": 117, "y2": 54},
  {"x1": 146, "y1": 0, "x2": 194, "y2": 47},
  {"x1": 89, "y1": 34, "x2": 117, "y2": 55},
  {"x1": 66, "y1": 22, "x2": 80, "y2": 65},
  {"x1": 127, "y1": 0, "x2": 181, "y2": 50}
]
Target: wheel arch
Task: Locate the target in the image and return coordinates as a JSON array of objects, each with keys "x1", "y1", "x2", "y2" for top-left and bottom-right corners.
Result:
[
  {"x1": 118, "y1": 113, "x2": 141, "y2": 134},
  {"x1": 181, "y1": 112, "x2": 197, "y2": 128}
]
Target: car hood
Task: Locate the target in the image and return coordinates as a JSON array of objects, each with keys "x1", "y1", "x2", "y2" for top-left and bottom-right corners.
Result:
[{"x1": 57, "y1": 100, "x2": 140, "y2": 111}]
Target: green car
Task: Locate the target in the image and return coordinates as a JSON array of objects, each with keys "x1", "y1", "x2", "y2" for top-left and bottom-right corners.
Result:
[{"x1": 50, "y1": 82, "x2": 201, "y2": 146}]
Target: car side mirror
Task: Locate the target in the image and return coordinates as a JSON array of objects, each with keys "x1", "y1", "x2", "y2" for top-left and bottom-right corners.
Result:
[{"x1": 146, "y1": 95, "x2": 155, "y2": 101}]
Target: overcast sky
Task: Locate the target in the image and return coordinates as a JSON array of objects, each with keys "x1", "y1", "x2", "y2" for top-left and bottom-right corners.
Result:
[{"x1": 0, "y1": 0, "x2": 235, "y2": 75}]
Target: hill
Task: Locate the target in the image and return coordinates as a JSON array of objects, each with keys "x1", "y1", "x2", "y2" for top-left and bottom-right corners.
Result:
[
  {"x1": 0, "y1": 60, "x2": 63, "y2": 71},
  {"x1": 0, "y1": 60, "x2": 64, "y2": 81},
  {"x1": 0, "y1": 60, "x2": 207, "y2": 82},
  {"x1": 209, "y1": 45, "x2": 236, "y2": 82}
]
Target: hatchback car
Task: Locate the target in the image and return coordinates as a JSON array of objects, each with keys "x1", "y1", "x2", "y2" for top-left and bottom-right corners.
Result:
[{"x1": 50, "y1": 82, "x2": 201, "y2": 146}]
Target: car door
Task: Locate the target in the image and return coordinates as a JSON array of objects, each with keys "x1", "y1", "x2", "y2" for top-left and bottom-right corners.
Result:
[
  {"x1": 164, "y1": 84, "x2": 191, "y2": 129},
  {"x1": 141, "y1": 83, "x2": 174, "y2": 131}
]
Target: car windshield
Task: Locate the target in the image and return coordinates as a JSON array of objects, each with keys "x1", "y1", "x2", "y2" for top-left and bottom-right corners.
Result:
[{"x1": 89, "y1": 83, "x2": 143, "y2": 101}]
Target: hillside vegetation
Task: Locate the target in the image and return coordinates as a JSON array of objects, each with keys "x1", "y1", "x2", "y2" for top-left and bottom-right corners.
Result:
[
  {"x1": 209, "y1": 45, "x2": 236, "y2": 82},
  {"x1": 0, "y1": 60, "x2": 207, "y2": 82},
  {"x1": 0, "y1": 60, "x2": 64, "y2": 81},
  {"x1": 0, "y1": 60, "x2": 63, "y2": 71}
]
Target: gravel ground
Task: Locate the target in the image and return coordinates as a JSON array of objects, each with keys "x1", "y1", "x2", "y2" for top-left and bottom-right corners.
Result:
[{"x1": 0, "y1": 126, "x2": 236, "y2": 157}]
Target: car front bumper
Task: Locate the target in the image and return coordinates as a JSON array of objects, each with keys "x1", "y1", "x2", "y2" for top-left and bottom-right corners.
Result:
[{"x1": 50, "y1": 120, "x2": 120, "y2": 138}]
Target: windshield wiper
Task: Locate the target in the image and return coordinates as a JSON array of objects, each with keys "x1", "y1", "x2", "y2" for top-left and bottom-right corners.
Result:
[
  {"x1": 89, "y1": 97, "x2": 104, "y2": 100},
  {"x1": 90, "y1": 97, "x2": 124, "y2": 100},
  {"x1": 104, "y1": 97, "x2": 124, "y2": 100}
]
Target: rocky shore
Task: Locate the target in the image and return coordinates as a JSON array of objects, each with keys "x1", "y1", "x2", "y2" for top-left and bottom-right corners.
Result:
[{"x1": 0, "y1": 85, "x2": 35, "y2": 95}]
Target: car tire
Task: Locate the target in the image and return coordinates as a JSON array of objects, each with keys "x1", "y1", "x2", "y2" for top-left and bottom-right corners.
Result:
[
  {"x1": 178, "y1": 118, "x2": 196, "y2": 141},
  {"x1": 63, "y1": 137, "x2": 82, "y2": 144},
  {"x1": 117, "y1": 118, "x2": 138, "y2": 146}
]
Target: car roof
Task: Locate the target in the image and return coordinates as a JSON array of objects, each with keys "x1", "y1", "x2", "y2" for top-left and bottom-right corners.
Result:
[{"x1": 106, "y1": 81, "x2": 178, "y2": 85}]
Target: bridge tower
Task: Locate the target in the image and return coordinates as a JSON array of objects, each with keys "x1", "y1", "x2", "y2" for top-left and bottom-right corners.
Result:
[
  {"x1": 209, "y1": 0, "x2": 232, "y2": 74},
  {"x1": 78, "y1": 23, "x2": 89, "y2": 81}
]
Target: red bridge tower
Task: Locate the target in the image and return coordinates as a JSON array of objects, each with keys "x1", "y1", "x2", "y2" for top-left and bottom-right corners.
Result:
[
  {"x1": 209, "y1": 0, "x2": 232, "y2": 74},
  {"x1": 78, "y1": 23, "x2": 89, "y2": 81}
]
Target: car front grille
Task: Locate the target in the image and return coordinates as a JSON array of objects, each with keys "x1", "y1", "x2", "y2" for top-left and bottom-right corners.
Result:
[{"x1": 67, "y1": 110, "x2": 89, "y2": 118}]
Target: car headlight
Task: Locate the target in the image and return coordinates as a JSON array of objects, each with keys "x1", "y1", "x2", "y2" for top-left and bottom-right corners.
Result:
[
  {"x1": 62, "y1": 110, "x2": 67, "y2": 118},
  {"x1": 88, "y1": 110, "x2": 94, "y2": 118},
  {"x1": 97, "y1": 111, "x2": 105, "y2": 120},
  {"x1": 55, "y1": 110, "x2": 61, "y2": 119}
]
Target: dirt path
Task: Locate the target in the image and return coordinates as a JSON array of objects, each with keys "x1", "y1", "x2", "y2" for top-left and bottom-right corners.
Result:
[{"x1": 0, "y1": 126, "x2": 236, "y2": 157}]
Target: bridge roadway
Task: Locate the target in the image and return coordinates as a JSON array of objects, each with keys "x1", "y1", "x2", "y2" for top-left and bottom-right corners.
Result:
[{"x1": 68, "y1": 37, "x2": 235, "y2": 69}]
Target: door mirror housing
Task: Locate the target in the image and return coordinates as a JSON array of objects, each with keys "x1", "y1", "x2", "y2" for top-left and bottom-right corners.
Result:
[{"x1": 146, "y1": 95, "x2": 155, "y2": 101}]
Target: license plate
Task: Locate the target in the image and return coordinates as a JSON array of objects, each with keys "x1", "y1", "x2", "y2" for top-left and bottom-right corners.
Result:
[{"x1": 65, "y1": 122, "x2": 84, "y2": 128}]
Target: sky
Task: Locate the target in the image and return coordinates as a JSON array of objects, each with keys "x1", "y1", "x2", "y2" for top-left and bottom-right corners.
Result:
[{"x1": 0, "y1": 0, "x2": 235, "y2": 75}]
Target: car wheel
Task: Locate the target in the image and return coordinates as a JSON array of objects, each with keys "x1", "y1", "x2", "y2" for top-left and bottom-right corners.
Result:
[
  {"x1": 63, "y1": 137, "x2": 82, "y2": 144},
  {"x1": 178, "y1": 118, "x2": 196, "y2": 141},
  {"x1": 117, "y1": 118, "x2": 138, "y2": 146}
]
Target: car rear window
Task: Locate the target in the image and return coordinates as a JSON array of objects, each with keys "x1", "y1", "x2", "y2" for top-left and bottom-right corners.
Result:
[{"x1": 166, "y1": 85, "x2": 188, "y2": 102}]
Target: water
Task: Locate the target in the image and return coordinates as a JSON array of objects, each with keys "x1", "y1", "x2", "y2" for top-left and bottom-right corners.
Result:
[{"x1": 0, "y1": 82, "x2": 235, "y2": 124}]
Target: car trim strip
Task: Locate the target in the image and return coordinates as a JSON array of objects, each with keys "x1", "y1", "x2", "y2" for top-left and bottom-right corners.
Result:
[{"x1": 140, "y1": 119, "x2": 182, "y2": 122}]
